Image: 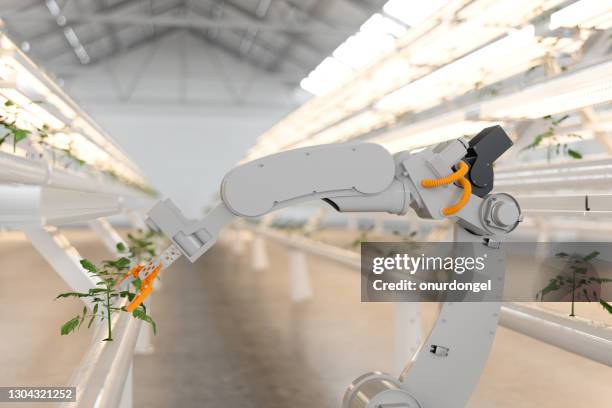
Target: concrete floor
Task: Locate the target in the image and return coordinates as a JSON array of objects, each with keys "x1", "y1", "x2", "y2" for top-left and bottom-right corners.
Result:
[{"x1": 0, "y1": 229, "x2": 611, "y2": 407}]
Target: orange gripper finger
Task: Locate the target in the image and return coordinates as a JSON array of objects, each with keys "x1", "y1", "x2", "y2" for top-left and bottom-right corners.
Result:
[
  {"x1": 125, "y1": 263, "x2": 162, "y2": 312},
  {"x1": 126, "y1": 285, "x2": 153, "y2": 312},
  {"x1": 113, "y1": 264, "x2": 144, "y2": 288}
]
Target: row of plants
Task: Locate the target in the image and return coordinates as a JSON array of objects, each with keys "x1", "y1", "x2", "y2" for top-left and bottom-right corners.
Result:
[
  {"x1": 0, "y1": 99, "x2": 156, "y2": 196},
  {"x1": 56, "y1": 230, "x2": 162, "y2": 341},
  {"x1": 521, "y1": 114, "x2": 583, "y2": 161},
  {"x1": 537, "y1": 251, "x2": 612, "y2": 317}
]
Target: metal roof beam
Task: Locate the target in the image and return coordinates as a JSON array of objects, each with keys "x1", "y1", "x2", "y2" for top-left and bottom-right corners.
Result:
[{"x1": 0, "y1": 9, "x2": 354, "y2": 34}]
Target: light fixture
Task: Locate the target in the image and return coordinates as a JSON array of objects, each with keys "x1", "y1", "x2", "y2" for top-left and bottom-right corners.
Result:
[
  {"x1": 299, "y1": 57, "x2": 353, "y2": 96},
  {"x1": 383, "y1": 0, "x2": 451, "y2": 26},
  {"x1": 549, "y1": 0, "x2": 612, "y2": 30},
  {"x1": 479, "y1": 59, "x2": 612, "y2": 119},
  {"x1": 374, "y1": 111, "x2": 496, "y2": 153},
  {"x1": 332, "y1": 14, "x2": 403, "y2": 70},
  {"x1": 377, "y1": 25, "x2": 539, "y2": 114},
  {"x1": 252, "y1": 0, "x2": 573, "y2": 162},
  {"x1": 0, "y1": 88, "x2": 65, "y2": 129}
]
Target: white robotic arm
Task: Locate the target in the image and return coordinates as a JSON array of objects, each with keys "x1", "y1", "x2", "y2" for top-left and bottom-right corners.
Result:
[
  {"x1": 144, "y1": 125, "x2": 521, "y2": 408},
  {"x1": 148, "y1": 126, "x2": 518, "y2": 262}
]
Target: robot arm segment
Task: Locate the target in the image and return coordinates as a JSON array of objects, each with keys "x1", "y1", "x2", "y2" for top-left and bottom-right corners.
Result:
[{"x1": 147, "y1": 142, "x2": 399, "y2": 262}]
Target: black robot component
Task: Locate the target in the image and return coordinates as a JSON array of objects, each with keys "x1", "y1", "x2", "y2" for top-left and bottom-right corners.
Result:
[{"x1": 463, "y1": 125, "x2": 513, "y2": 198}]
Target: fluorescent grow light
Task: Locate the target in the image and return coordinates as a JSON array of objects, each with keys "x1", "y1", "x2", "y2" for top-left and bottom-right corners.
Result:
[
  {"x1": 479, "y1": 59, "x2": 612, "y2": 119},
  {"x1": 300, "y1": 57, "x2": 353, "y2": 96},
  {"x1": 0, "y1": 88, "x2": 65, "y2": 129},
  {"x1": 251, "y1": 0, "x2": 572, "y2": 162},
  {"x1": 550, "y1": 0, "x2": 612, "y2": 30},
  {"x1": 376, "y1": 116, "x2": 497, "y2": 153},
  {"x1": 332, "y1": 14, "x2": 404, "y2": 70},
  {"x1": 376, "y1": 25, "x2": 540, "y2": 113},
  {"x1": 383, "y1": 0, "x2": 451, "y2": 26}
]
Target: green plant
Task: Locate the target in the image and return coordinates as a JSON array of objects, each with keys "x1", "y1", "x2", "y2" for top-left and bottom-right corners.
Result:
[
  {"x1": 537, "y1": 251, "x2": 612, "y2": 317},
  {"x1": 56, "y1": 241, "x2": 158, "y2": 341},
  {"x1": 124, "y1": 230, "x2": 159, "y2": 262},
  {"x1": 522, "y1": 114, "x2": 582, "y2": 161},
  {"x1": 0, "y1": 99, "x2": 157, "y2": 197},
  {"x1": 0, "y1": 100, "x2": 31, "y2": 152}
]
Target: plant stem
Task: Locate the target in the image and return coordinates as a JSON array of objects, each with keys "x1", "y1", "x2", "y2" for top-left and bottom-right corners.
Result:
[
  {"x1": 570, "y1": 269, "x2": 576, "y2": 317},
  {"x1": 105, "y1": 288, "x2": 112, "y2": 341}
]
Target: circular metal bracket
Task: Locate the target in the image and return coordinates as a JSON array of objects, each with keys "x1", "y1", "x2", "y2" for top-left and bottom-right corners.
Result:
[
  {"x1": 479, "y1": 193, "x2": 521, "y2": 234},
  {"x1": 343, "y1": 372, "x2": 421, "y2": 408}
]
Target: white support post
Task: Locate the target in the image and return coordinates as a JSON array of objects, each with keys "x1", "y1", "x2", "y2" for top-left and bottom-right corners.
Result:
[
  {"x1": 88, "y1": 218, "x2": 126, "y2": 256},
  {"x1": 347, "y1": 214, "x2": 359, "y2": 231},
  {"x1": 126, "y1": 210, "x2": 148, "y2": 231},
  {"x1": 304, "y1": 208, "x2": 327, "y2": 235},
  {"x1": 252, "y1": 235, "x2": 269, "y2": 271},
  {"x1": 373, "y1": 215, "x2": 385, "y2": 235},
  {"x1": 233, "y1": 227, "x2": 245, "y2": 255},
  {"x1": 23, "y1": 226, "x2": 98, "y2": 309},
  {"x1": 579, "y1": 108, "x2": 612, "y2": 154},
  {"x1": 426, "y1": 223, "x2": 451, "y2": 242},
  {"x1": 118, "y1": 362, "x2": 133, "y2": 408},
  {"x1": 394, "y1": 303, "x2": 422, "y2": 376},
  {"x1": 288, "y1": 249, "x2": 312, "y2": 302}
]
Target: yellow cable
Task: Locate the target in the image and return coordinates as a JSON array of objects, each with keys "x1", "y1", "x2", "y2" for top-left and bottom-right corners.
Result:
[
  {"x1": 421, "y1": 161, "x2": 469, "y2": 187},
  {"x1": 442, "y1": 176, "x2": 471, "y2": 216},
  {"x1": 420, "y1": 161, "x2": 472, "y2": 216}
]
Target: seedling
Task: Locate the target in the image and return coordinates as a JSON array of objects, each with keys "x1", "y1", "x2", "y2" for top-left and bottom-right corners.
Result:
[
  {"x1": 0, "y1": 100, "x2": 30, "y2": 152},
  {"x1": 537, "y1": 251, "x2": 612, "y2": 317},
  {"x1": 522, "y1": 114, "x2": 582, "y2": 161},
  {"x1": 0, "y1": 100, "x2": 157, "y2": 196},
  {"x1": 56, "y1": 235, "x2": 160, "y2": 341}
]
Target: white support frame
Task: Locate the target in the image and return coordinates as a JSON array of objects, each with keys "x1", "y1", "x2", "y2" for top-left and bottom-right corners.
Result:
[
  {"x1": 23, "y1": 226, "x2": 98, "y2": 308},
  {"x1": 243, "y1": 224, "x2": 612, "y2": 366},
  {"x1": 88, "y1": 218, "x2": 126, "y2": 256}
]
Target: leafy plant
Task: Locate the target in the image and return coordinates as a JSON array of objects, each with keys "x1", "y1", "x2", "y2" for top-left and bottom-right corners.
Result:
[
  {"x1": 0, "y1": 100, "x2": 31, "y2": 152},
  {"x1": 56, "y1": 240, "x2": 158, "y2": 341},
  {"x1": 0, "y1": 100, "x2": 157, "y2": 196},
  {"x1": 522, "y1": 114, "x2": 582, "y2": 161},
  {"x1": 123, "y1": 230, "x2": 160, "y2": 262},
  {"x1": 537, "y1": 251, "x2": 612, "y2": 317},
  {"x1": 37, "y1": 124, "x2": 86, "y2": 168}
]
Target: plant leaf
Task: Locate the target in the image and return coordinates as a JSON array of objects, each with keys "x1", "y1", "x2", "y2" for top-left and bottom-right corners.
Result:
[
  {"x1": 132, "y1": 307, "x2": 157, "y2": 335},
  {"x1": 55, "y1": 291, "x2": 90, "y2": 299},
  {"x1": 132, "y1": 277, "x2": 142, "y2": 291},
  {"x1": 567, "y1": 149, "x2": 582, "y2": 159},
  {"x1": 88, "y1": 288, "x2": 107, "y2": 295},
  {"x1": 582, "y1": 251, "x2": 600, "y2": 261},
  {"x1": 60, "y1": 316, "x2": 81, "y2": 335},
  {"x1": 80, "y1": 259, "x2": 98, "y2": 273},
  {"x1": 600, "y1": 300, "x2": 612, "y2": 314}
]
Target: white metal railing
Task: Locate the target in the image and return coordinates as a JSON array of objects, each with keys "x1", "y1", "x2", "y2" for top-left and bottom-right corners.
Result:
[
  {"x1": 243, "y1": 224, "x2": 612, "y2": 367},
  {"x1": 61, "y1": 305, "x2": 142, "y2": 408}
]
